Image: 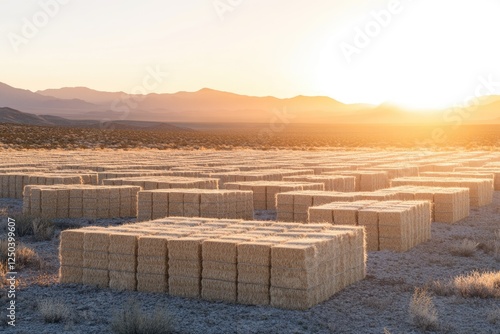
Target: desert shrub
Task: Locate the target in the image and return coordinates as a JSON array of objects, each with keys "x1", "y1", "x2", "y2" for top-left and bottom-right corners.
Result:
[
  {"x1": 10, "y1": 215, "x2": 34, "y2": 237},
  {"x1": 0, "y1": 239, "x2": 41, "y2": 270},
  {"x1": 32, "y1": 218, "x2": 55, "y2": 241},
  {"x1": 452, "y1": 271, "x2": 500, "y2": 298},
  {"x1": 450, "y1": 239, "x2": 478, "y2": 257},
  {"x1": 431, "y1": 271, "x2": 500, "y2": 299},
  {"x1": 38, "y1": 298, "x2": 72, "y2": 323},
  {"x1": 409, "y1": 288, "x2": 439, "y2": 331},
  {"x1": 7, "y1": 215, "x2": 54, "y2": 241},
  {"x1": 111, "y1": 301, "x2": 175, "y2": 334}
]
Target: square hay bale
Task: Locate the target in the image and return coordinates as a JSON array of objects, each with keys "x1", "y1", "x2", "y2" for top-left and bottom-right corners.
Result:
[
  {"x1": 201, "y1": 279, "x2": 237, "y2": 303},
  {"x1": 59, "y1": 266, "x2": 83, "y2": 284},
  {"x1": 168, "y1": 276, "x2": 201, "y2": 298},
  {"x1": 238, "y1": 283, "x2": 270, "y2": 305},
  {"x1": 333, "y1": 207, "x2": 359, "y2": 225},
  {"x1": 237, "y1": 263, "x2": 270, "y2": 285},
  {"x1": 271, "y1": 241, "x2": 318, "y2": 270},
  {"x1": 270, "y1": 286, "x2": 319, "y2": 310},
  {"x1": 136, "y1": 273, "x2": 167, "y2": 293},
  {"x1": 168, "y1": 192, "x2": 184, "y2": 216},
  {"x1": 308, "y1": 207, "x2": 333, "y2": 224},
  {"x1": 109, "y1": 271, "x2": 136, "y2": 291},
  {"x1": 358, "y1": 209, "x2": 379, "y2": 251},
  {"x1": 202, "y1": 261, "x2": 237, "y2": 281},
  {"x1": 168, "y1": 259, "x2": 202, "y2": 277},
  {"x1": 82, "y1": 268, "x2": 109, "y2": 288}
]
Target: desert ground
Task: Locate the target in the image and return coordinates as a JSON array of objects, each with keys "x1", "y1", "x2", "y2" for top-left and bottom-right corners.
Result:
[{"x1": 0, "y1": 149, "x2": 499, "y2": 334}]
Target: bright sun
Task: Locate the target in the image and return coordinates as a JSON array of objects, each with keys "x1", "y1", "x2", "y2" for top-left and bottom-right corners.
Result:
[{"x1": 311, "y1": 0, "x2": 500, "y2": 110}]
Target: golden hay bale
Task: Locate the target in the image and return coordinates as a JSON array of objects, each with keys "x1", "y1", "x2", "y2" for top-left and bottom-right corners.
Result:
[
  {"x1": 59, "y1": 266, "x2": 83, "y2": 284},
  {"x1": 109, "y1": 271, "x2": 136, "y2": 291},
  {"x1": 136, "y1": 273, "x2": 167, "y2": 293},
  {"x1": 109, "y1": 233, "x2": 138, "y2": 255},
  {"x1": 168, "y1": 259, "x2": 201, "y2": 278},
  {"x1": 270, "y1": 286, "x2": 319, "y2": 310},
  {"x1": 201, "y1": 279, "x2": 237, "y2": 303},
  {"x1": 238, "y1": 283, "x2": 270, "y2": 305},
  {"x1": 202, "y1": 261, "x2": 237, "y2": 281},
  {"x1": 82, "y1": 268, "x2": 109, "y2": 288},
  {"x1": 237, "y1": 263, "x2": 270, "y2": 285},
  {"x1": 168, "y1": 276, "x2": 201, "y2": 298}
]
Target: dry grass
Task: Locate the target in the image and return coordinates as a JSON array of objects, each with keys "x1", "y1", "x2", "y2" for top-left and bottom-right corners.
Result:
[
  {"x1": 0, "y1": 239, "x2": 41, "y2": 270},
  {"x1": 110, "y1": 301, "x2": 175, "y2": 334},
  {"x1": 431, "y1": 271, "x2": 500, "y2": 299},
  {"x1": 8, "y1": 215, "x2": 54, "y2": 241},
  {"x1": 450, "y1": 238, "x2": 479, "y2": 257},
  {"x1": 38, "y1": 298, "x2": 72, "y2": 323},
  {"x1": 32, "y1": 218, "x2": 55, "y2": 241},
  {"x1": 409, "y1": 288, "x2": 439, "y2": 331},
  {"x1": 11, "y1": 215, "x2": 34, "y2": 237}
]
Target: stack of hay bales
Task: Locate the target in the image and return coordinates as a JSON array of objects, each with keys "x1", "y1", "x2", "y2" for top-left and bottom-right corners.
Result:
[
  {"x1": 202, "y1": 169, "x2": 314, "y2": 187},
  {"x1": 323, "y1": 171, "x2": 389, "y2": 191},
  {"x1": 391, "y1": 177, "x2": 493, "y2": 207},
  {"x1": 97, "y1": 170, "x2": 173, "y2": 184},
  {"x1": 453, "y1": 167, "x2": 500, "y2": 190},
  {"x1": 363, "y1": 165, "x2": 419, "y2": 179},
  {"x1": 136, "y1": 189, "x2": 254, "y2": 221},
  {"x1": 308, "y1": 200, "x2": 432, "y2": 252},
  {"x1": 82, "y1": 228, "x2": 110, "y2": 288},
  {"x1": 270, "y1": 226, "x2": 365, "y2": 310},
  {"x1": 388, "y1": 186, "x2": 470, "y2": 223},
  {"x1": 0, "y1": 172, "x2": 95, "y2": 199},
  {"x1": 59, "y1": 229, "x2": 86, "y2": 284},
  {"x1": 103, "y1": 176, "x2": 219, "y2": 190},
  {"x1": 59, "y1": 217, "x2": 367, "y2": 310},
  {"x1": 282, "y1": 175, "x2": 356, "y2": 192},
  {"x1": 23, "y1": 185, "x2": 141, "y2": 219},
  {"x1": 225, "y1": 181, "x2": 324, "y2": 210},
  {"x1": 418, "y1": 162, "x2": 463, "y2": 173},
  {"x1": 202, "y1": 234, "x2": 255, "y2": 303},
  {"x1": 276, "y1": 190, "x2": 401, "y2": 223}
]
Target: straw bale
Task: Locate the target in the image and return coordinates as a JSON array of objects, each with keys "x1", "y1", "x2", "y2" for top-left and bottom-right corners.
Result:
[
  {"x1": 168, "y1": 276, "x2": 201, "y2": 298},
  {"x1": 82, "y1": 268, "x2": 109, "y2": 288},
  {"x1": 238, "y1": 283, "x2": 270, "y2": 305},
  {"x1": 109, "y1": 271, "x2": 136, "y2": 291},
  {"x1": 136, "y1": 273, "x2": 167, "y2": 293},
  {"x1": 109, "y1": 233, "x2": 138, "y2": 255},
  {"x1": 202, "y1": 261, "x2": 237, "y2": 281},
  {"x1": 59, "y1": 266, "x2": 83, "y2": 284},
  {"x1": 271, "y1": 242, "x2": 317, "y2": 270},
  {"x1": 270, "y1": 286, "x2": 319, "y2": 310},
  {"x1": 237, "y1": 263, "x2": 270, "y2": 285},
  {"x1": 201, "y1": 279, "x2": 237, "y2": 303},
  {"x1": 169, "y1": 259, "x2": 202, "y2": 277},
  {"x1": 137, "y1": 236, "x2": 169, "y2": 257}
]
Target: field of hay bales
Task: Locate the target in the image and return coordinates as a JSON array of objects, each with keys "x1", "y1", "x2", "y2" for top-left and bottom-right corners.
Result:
[{"x1": 1, "y1": 148, "x2": 500, "y2": 333}]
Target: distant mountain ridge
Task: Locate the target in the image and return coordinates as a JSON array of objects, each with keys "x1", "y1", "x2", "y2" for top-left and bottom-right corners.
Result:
[
  {"x1": 0, "y1": 81, "x2": 499, "y2": 124},
  {"x1": 0, "y1": 107, "x2": 191, "y2": 131}
]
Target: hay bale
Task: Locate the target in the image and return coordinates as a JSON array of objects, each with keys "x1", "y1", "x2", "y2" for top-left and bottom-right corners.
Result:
[
  {"x1": 201, "y1": 279, "x2": 237, "y2": 303},
  {"x1": 238, "y1": 283, "x2": 270, "y2": 305}
]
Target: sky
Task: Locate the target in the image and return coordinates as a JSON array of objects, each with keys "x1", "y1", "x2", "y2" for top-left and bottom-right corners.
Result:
[{"x1": 1, "y1": 0, "x2": 500, "y2": 109}]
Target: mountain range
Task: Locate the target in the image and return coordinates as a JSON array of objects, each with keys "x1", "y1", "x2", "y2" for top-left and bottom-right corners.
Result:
[{"x1": 1, "y1": 81, "x2": 499, "y2": 124}]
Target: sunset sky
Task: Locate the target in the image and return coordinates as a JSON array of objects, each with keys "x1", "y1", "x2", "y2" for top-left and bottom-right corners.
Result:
[{"x1": 1, "y1": 0, "x2": 500, "y2": 109}]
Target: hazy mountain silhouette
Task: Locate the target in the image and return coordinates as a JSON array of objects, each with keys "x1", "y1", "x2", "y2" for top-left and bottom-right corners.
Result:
[
  {"x1": 0, "y1": 81, "x2": 498, "y2": 124},
  {"x1": 0, "y1": 107, "x2": 191, "y2": 131}
]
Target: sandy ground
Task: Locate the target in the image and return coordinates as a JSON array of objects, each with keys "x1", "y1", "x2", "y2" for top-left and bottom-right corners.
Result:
[{"x1": 0, "y1": 194, "x2": 499, "y2": 334}]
